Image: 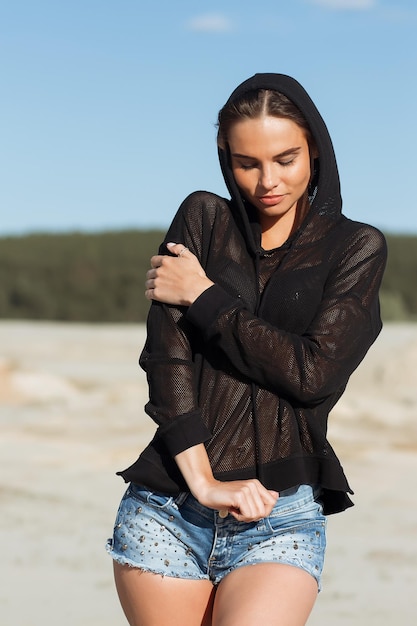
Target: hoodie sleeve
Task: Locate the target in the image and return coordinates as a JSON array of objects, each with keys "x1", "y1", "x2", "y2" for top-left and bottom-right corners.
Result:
[
  {"x1": 138, "y1": 192, "x2": 220, "y2": 456},
  {"x1": 139, "y1": 300, "x2": 212, "y2": 456},
  {"x1": 186, "y1": 224, "x2": 387, "y2": 405}
]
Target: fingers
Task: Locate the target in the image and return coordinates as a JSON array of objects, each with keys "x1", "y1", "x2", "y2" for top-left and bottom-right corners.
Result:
[
  {"x1": 145, "y1": 243, "x2": 212, "y2": 305},
  {"x1": 208, "y1": 479, "x2": 279, "y2": 523},
  {"x1": 145, "y1": 287, "x2": 154, "y2": 301},
  {"x1": 166, "y1": 242, "x2": 189, "y2": 257},
  {"x1": 149, "y1": 243, "x2": 190, "y2": 271},
  {"x1": 150, "y1": 255, "x2": 163, "y2": 269},
  {"x1": 229, "y1": 481, "x2": 278, "y2": 522},
  {"x1": 145, "y1": 255, "x2": 174, "y2": 301},
  {"x1": 145, "y1": 252, "x2": 185, "y2": 301}
]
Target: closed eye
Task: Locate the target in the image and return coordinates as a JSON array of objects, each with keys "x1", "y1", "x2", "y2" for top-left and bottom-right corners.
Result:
[
  {"x1": 279, "y1": 158, "x2": 296, "y2": 167},
  {"x1": 238, "y1": 162, "x2": 257, "y2": 171},
  {"x1": 232, "y1": 147, "x2": 302, "y2": 170},
  {"x1": 237, "y1": 157, "x2": 295, "y2": 170}
]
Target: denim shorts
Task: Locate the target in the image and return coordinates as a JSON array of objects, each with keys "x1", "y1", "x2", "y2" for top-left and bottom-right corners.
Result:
[{"x1": 106, "y1": 483, "x2": 327, "y2": 590}]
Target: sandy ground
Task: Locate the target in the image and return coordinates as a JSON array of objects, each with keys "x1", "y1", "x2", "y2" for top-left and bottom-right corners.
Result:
[{"x1": 1, "y1": 320, "x2": 416, "y2": 625}]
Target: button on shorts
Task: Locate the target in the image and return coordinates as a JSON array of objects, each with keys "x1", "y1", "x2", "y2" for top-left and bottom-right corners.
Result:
[{"x1": 106, "y1": 482, "x2": 327, "y2": 589}]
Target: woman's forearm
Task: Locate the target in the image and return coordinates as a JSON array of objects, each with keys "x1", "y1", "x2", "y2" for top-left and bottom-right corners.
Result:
[
  {"x1": 174, "y1": 444, "x2": 278, "y2": 522},
  {"x1": 174, "y1": 443, "x2": 218, "y2": 499}
]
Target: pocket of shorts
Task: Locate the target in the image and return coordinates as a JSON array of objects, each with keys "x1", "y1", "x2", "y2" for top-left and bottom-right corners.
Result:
[
  {"x1": 266, "y1": 493, "x2": 326, "y2": 534},
  {"x1": 128, "y1": 483, "x2": 174, "y2": 510}
]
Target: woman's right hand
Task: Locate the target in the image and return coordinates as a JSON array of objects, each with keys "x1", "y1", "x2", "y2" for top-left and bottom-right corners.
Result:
[{"x1": 196, "y1": 477, "x2": 279, "y2": 522}]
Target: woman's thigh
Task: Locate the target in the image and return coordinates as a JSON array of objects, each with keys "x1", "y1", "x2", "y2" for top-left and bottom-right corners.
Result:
[
  {"x1": 212, "y1": 562, "x2": 318, "y2": 626},
  {"x1": 114, "y1": 562, "x2": 216, "y2": 626}
]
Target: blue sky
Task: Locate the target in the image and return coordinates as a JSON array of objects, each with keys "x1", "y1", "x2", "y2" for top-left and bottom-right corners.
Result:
[{"x1": 1, "y1": 0, "x2": 416, "y2": 235}]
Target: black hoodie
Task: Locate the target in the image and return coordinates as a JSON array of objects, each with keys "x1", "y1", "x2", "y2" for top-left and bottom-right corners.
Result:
[{"x1": 118, "y1": 74, "x2": 387, "y2": 515}]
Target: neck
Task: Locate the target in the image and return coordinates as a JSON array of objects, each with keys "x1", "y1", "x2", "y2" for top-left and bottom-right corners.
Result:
[{"x1": 260, "y1": 193, "x2": 309, "y2": 250}]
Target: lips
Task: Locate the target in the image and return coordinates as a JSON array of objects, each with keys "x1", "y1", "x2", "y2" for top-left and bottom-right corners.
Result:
[{"x1": 257, "y1": 194, "x2": 285, "y2": 206}]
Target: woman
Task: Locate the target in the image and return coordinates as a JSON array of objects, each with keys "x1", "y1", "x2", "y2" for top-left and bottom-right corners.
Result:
[{"x1": 107, "y1": 73, "x2": 387, "y2": 625}]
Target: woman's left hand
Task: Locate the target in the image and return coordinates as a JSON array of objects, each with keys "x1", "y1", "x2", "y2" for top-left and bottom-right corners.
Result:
[{"x1": 145, "y1": 242, "x2": 214, "y2": 306}]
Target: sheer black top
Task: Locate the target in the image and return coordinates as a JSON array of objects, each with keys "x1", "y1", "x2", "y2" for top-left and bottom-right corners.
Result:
[{"x1": 118, "y1": 74, "x2": 387, "y2": 515}]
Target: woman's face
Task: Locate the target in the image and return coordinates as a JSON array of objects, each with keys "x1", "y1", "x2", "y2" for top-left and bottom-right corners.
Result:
[{"x1": 228, "y1": 115, "x2": 312, "y2": 230}]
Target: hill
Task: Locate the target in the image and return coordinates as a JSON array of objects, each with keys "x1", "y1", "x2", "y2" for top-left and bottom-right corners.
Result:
[{"x1": 0, "y1": 230, "x2": 415, "y2": 322}]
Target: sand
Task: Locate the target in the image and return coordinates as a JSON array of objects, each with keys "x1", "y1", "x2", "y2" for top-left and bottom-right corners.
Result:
[{"x1": 1, "y1": 320, "x2": 416, "y2": 625}]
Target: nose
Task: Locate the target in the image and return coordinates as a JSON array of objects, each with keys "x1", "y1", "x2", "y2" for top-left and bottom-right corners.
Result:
[{"x1": 259, "y1": 164, "x2": 279, "y2": 191}]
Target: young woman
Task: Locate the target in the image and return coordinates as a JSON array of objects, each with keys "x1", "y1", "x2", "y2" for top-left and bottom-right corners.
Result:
[{"x1": 107, "y1": 73, "x2": 387, "y2": 625}]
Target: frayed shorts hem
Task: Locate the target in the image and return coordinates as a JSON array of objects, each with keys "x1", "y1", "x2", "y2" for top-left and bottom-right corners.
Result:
[
  {"x1": 106, "y1": 539, "x2": 210, "y2": 581},
  {"x1": 107, "y1": 540, "x2": 320, "y2": 587}
]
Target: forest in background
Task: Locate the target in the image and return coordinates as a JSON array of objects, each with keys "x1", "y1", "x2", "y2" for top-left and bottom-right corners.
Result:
[{"x1": 0, "y1": 231, "x2": 415, "y2": 323}]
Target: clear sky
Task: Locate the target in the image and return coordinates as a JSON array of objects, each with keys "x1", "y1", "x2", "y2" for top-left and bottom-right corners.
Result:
[{"x1": 1, "y1": 0, "x2": 416, "y2": 236}]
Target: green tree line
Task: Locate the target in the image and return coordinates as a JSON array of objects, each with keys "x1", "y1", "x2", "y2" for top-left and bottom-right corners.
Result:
[{"x1": 0, "y1": 231, "x2": 415, "y2": 322}]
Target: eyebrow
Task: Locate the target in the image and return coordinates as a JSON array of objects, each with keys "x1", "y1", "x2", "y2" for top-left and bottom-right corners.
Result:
[{"x1": 231, "y1": 146, "x2": 302, "y2": 160}]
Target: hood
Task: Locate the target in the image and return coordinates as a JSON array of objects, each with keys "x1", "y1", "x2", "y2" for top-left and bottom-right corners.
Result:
[{"x1": 218, "y1": 73, "x2": 342, "y2": 253}]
